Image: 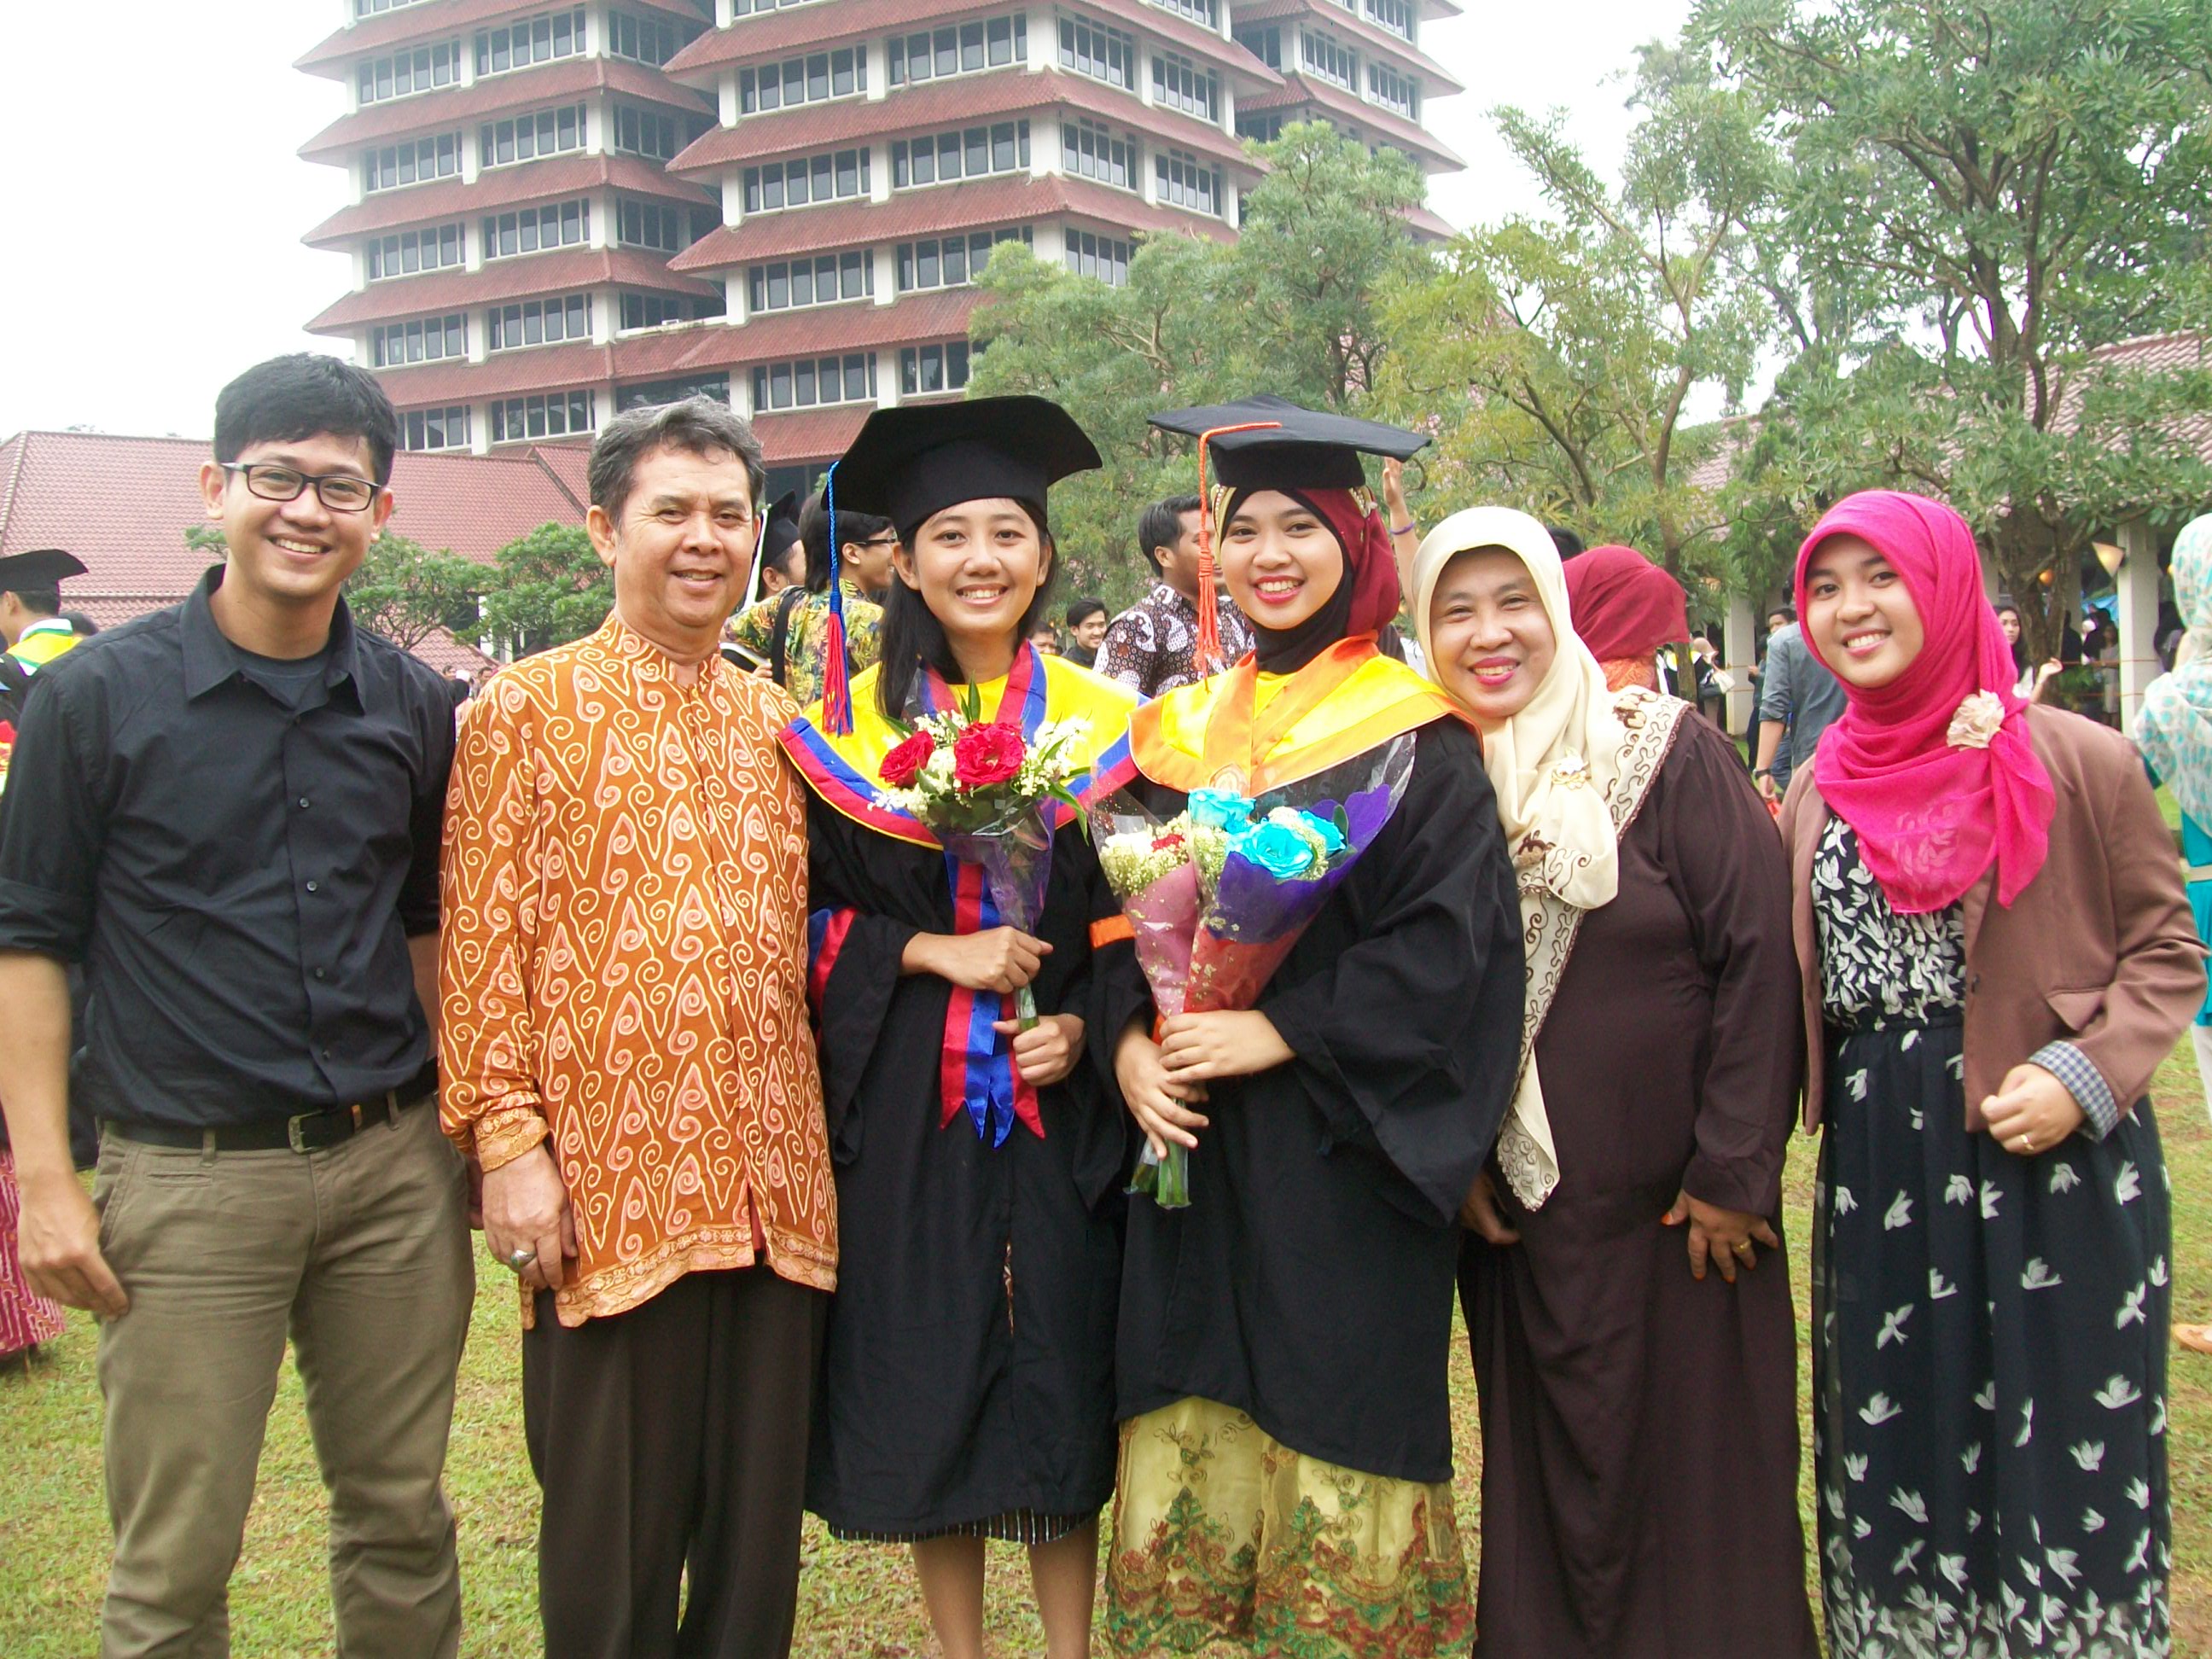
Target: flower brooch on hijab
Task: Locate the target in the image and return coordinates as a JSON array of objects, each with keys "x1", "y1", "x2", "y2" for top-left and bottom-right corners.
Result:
[{"x1": 1947, "y1": 691, "x2": 2005, "y2": 751}]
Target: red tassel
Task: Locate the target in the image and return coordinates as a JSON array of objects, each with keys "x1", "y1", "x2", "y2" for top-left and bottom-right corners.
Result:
[{"x1": 820, "y1": 611, "x2": 853, "y2": 735}]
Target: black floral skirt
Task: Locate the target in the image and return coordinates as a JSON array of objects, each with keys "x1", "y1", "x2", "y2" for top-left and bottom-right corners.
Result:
[{"x1": 1814, "y1": 1016, "x2": 2172, "y2": 1656}]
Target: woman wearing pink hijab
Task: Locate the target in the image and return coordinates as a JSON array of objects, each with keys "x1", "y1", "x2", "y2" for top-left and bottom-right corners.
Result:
[{"x1": 1777, "y1": 491, "x2": 2201, "y2": 1656}]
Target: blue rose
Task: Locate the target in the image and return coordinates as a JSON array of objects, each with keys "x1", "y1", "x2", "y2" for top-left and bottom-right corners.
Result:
[
  {"x1": 1231, "y1": 818, "x2": 1318, "y2": 879},
  {"x1": 1188, "y1": 788, "x2": 1257, "y2": 831},
  {"x1": 1286, "y1": 808, "x2": 1347, "y2": 858}
]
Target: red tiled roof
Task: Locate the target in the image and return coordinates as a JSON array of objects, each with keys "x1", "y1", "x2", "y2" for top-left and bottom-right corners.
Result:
[
  {"x1": 305, "y1": 153, "x2": 712, "y2": 247},
  {"x1": 605, "y1": 290, "x2": 989, "y2": 381},
  {"x1": 1227, "y1": 0, "x2": 1464, "y2": 93},
  {"x1": 412, "y1": 626, "x2": 504, "y2": 677},
  {"x1": 307, "y1": 248, "x2": 719, "y2": 332},
  {"x1": 297, "y1": 0, "x2": 710, "y2": 76},
  {"x1": 2056, "y1": 330, "x2": 2212, "y2": 462},
  {"x1": 1238, "y1": 72, "x2": 1463, "y2": 169},
  {"x1": 374, "y1": 341, "x2": 616, "y2": 407},
  {"x1": 668, "y1": 65, "x2": 1261, "y2": 178},
  {"x1": 672, "y1": 173, "x2": 1231, "y2": 269},
  {"x1": 664, "y1": 0, "x2": 1280, "y2": 90},
  {"x1": 746, "y1": 405, "x2": 874, "y2": 466},
  {"x1": 0, "y1": 428, "x2": 592, "y2": 669},
  {"x1": 300, "y1": 57, "x2": 709, "y2": 160}
]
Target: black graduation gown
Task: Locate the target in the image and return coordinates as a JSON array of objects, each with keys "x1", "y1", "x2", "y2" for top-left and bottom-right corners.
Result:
[
  {"x1": 1115, "y1": 718, "x2": 1523, "y2": 1483},
  {"x1": 804, "y1": 801, "x2": 1144, "y2": 1534}
]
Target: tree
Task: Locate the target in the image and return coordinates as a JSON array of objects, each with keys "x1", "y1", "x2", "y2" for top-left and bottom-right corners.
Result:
[
  {"x1": 1370, "y1": 44, "x2": 1780, "y2": 588},
  {"x1": 1693, "y1": 0, "x2": 2212, "y2": 656},
  {"x1": 343, "y1": 534, "x2": 486, "y2": 652},
  {"x1": 479, "y1": 522, "x2": 609, "y2": 656},
  {"x1": 968, "y1": 125, "x2": 1429, "y2": 605}
]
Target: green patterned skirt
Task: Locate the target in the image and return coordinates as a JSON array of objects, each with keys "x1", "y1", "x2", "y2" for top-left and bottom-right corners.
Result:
[{"x1": 1105, "y1": 1396, "x2": 1474, "y2": 1658}]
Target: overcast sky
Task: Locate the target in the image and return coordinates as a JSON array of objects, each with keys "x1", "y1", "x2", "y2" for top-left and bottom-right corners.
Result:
[{"x1": 0, "y1": 0, "x2": 1687, "y2": 441}]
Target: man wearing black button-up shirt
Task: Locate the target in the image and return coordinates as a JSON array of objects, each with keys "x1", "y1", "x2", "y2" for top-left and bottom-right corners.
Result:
[{"x1": 0, "y1": 355, "x2": 472, "y2": 1658}]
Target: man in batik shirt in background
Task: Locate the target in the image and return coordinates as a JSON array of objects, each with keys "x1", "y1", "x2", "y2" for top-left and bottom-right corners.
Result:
[
  {"x1": 1097, "y1": 493, "x2": 1255, "y2": 696},
  {"x1": 439, "y1": 398, "x2": 835, "y2": 1659}
]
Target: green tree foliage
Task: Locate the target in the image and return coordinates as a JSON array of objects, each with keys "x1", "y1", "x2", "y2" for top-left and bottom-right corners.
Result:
[
  {"x1": 1370, "y1": 44, "x2": 1779, "y2": 590},
  {"x1": 342, "y1": 534, "x2": 486, "y2": 652},
  {"x1": 968, "y1": 125, "x2": 1428, "y2": 608},
  {"x1": 479, "y1": 522, "x2": 610, "y2": 655},
  {"x1": 1693, "y1": 0, "x2": 2212, "y2": 655}
]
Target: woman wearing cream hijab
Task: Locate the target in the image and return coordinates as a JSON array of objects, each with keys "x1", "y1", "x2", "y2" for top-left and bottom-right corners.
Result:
[{"x1": 1412, "y1": 508, "x2": 1816, "y2": 1656}]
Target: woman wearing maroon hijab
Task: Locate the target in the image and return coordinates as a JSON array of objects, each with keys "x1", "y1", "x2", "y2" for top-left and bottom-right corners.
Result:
[
  {"x1": 1563, "y1": 545, "x2": 1689, "y2": 692},
  {"x1": 1778, "y1": 490, "x2": 2199, "y2": 1656}
]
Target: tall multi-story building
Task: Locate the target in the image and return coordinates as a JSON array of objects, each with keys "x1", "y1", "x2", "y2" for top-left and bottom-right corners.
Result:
[{"x1": 299, "y1": 0, "x2": 1464, "y2": 497}]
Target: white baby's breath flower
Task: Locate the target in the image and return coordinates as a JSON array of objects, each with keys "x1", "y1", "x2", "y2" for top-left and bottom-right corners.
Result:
[{"x1": 1947, "y1": 690, "x2": 2004, "y2": 749}]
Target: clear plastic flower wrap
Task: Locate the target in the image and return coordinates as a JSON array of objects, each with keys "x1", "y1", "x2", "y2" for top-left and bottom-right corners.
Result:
[{"x1": 1090, "y1": 732, "x2": 1417, "y2": 1207}]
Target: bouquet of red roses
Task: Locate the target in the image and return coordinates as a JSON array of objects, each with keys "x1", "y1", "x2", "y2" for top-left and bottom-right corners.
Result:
[{"x1": 1091, "y1": 733, "x2": 1417, "y2": 1206}]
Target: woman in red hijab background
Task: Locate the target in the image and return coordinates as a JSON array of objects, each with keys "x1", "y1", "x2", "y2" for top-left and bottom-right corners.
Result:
[
  {"x1": 1777, "y1": 489, "x2": 2199, "y2": 1656},
  {"x1": 1563, "y1": 545, "x2": 1689, "y2": 692}
]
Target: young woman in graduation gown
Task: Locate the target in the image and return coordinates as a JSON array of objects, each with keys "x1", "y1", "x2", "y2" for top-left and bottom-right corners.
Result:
[
  {"x1": 1103, "y1": 400, "x2": 1525, "y2": 1658},
  {"x1": 1410, "y1": 509, "x2": 1817, "y2": 1657},
  {"x1": 1780, "y1": 492, "x2": 2197, "y2": 1656},
  {"x1": 777, "y1": 398, "x2": 1145, "y2": 1659}
]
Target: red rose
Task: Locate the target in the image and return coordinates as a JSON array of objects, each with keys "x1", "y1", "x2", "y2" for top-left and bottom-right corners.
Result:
[
  {"x1": 952, "y1": 720, "x2": 1027, "y2": 789},
  {"x1": 879, "y1": 730, "x2": 936, "y2": 788}
]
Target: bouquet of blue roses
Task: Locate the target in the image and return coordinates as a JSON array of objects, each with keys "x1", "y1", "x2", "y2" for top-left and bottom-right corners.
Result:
[{"x1": 1091, "y1": 734, "x2": 1417, "y2": 1206}]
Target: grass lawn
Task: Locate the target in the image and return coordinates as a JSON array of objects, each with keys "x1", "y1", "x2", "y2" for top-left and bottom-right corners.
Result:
[{"x1": 9, "y1": 1040, "x2": 2212, "y2": 1657}]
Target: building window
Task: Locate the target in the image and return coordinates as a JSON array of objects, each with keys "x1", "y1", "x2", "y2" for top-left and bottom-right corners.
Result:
[
  {"x1": 742, "y1": 148, "x2": 870, "y2": 212},
  {"x1": 1364, "y1": 0, "x2": 1417, "y2": 43},
  {"x1": 355, "y1": 0, "x2": 427, "y2": 15},
  {"x1": 620, "y1": 292, "x2": 724, "y2": 330},
  {"x1": 750, "y1": 353, "x2": 876, "y2": 412},
  {"x1": 608, "y1": 11, "x2": 688, "y2": 66},
  {"x1": 748, "y1": 252, "x2": 874, "y2": 312},
  {"x1": 1236, "y1": 111, "x2": 1284, "y2": 144},
  {"x1": 488, "y1": 294, "x2": 593, "y2": 350},
  {"x1": 491, "y1": 390, "x2": 597, "y2": 442},
  {"x1": 474, "y1": 9, "x2": 585, "y2": 77},
  {"x1": 1144, "y1": 0, "x2": 1217, "y2": 27},
  {"x1": 1155, "y1": 150, "x2": 1222, "y2": 216},
  {"x1": 618, "y1": 374, "x2": 731, "y2": 412},
  {"x1": 363, "y1": 133, "x2": 461, "y2": 193},
  {"x1": 1231, "y1": 24, "x2": 1281, "y2": 68},
  {"x1": 892, "y1": 121, "x2": 1030, "y2": 189},
  {"x1": 372, "y1": 312, "x2": 467, "y2": 366},
  {"x1": 899, "y1": 341, "x2": 973, "y2": 397},
  {"x1": 1058, "y1": 19, "x2": 1135, "y2": 90},
  {"x1": 1301, "y1": 29, "x2": 1357, "y2": 90},
  {"x1": 482, "y1": 199, "x2": 591, "y2": 258},
  {"x1": 367, "y1": 223, "x2": 465, "y2": 278},
  {"x1": 1063, "y1": 229, "x2": 1132, "y2": 286},
  {"x1": 357, "y1": 41, "x2": 459, "y2": 104},
  {"x1": 617, "y1": 198, "x2": 688, "y2": 252},
  {"x1": 401, "y1": 406, "x2": 470, "y2": 452},
  {"x1": 612, "y1": 105, "x2": 684, "y2": 160},
  {"x1": 896, "y1": 226, "x2": 1031, "y2": 293},
  {"x1": 1151, "y1": 55, "x2": 1220, "y2": 123},
  {"x1": 480, "y1": 103, "x2": 586, "y2": 168},
  {"x1": 1365, "y1": 62, "x2": 1418, "y2": 120},
  {"x1": 739, "y1": 48, "x2": 865, "y2": 113},
  {"x1": 888, "y1": 15, "x2": 1026, "y2": 85},
  {"x1": 1062, "y1": 120, "x2": 1136, "y2": 190},
  {"x1": 731, "y1": 0, "x2": 826, "y2": 11}
]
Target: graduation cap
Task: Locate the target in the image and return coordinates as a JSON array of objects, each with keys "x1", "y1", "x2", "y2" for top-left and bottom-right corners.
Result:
[
  {"x1": 760, "y1": 491, "x2": 802, "y2": 565},
  {"x1": 0, "y1": 548, "x2": 87, "y2": 597},
  {"x1": 815, "y1": 396, "x2": 1103, "y2": 732},
  {"x1": 1144, "y1": 396, "x2": 1428, "y2": 673}
]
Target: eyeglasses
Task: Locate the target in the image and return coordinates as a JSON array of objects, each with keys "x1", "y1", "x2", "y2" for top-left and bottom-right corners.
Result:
[
  {"x1": 854, "y1": 534, "x2": 901, "y2": 550},
  {"x1": 221, "y1": 463, "x2": 382, "y2": 514}
]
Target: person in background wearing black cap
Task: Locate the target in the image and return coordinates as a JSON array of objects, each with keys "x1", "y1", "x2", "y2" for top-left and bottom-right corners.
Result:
[
  {"x1": 726, "y1": 491, "x2": 893, "y2": 707},
  {"x1": 0, "y1": 353, "x2": 470, "y2": 1656},
  {"x1": 777, "y1": 395, "x2": 1145, "y2": 1659},
  {"x1": 756, "y1": 492, "x2": 807, "y2": 600},
  {"x1": 0, "y1": 548, "x2": 90, "y2": 795},
  {"x1": 1107, "y1": 397, "x2": 1523, "y2": 1657}
]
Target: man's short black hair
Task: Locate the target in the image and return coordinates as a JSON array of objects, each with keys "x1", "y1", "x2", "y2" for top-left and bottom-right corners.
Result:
[
  {"x1": 5, "y1": 588, "x2": 62, "y2": 617},
  {"x1": 1065, "y1": 597, "x2": 1108, "y2": 629},
  {"x1": 802, "y1": 493, "x2": 894, "y2": 591},
  {"x1": 212, "y1": 353, "x2": 402, "y2": 486},
  {"x1": 1137, "y1": 495, "x2": 1202, "y2": 573},
  {"x1": 1545, "y1": 525, "x2": 1586, "y2": 559},
  {"x1": 1768, "y1": 603, "x2": 1796, "y2": 624}
]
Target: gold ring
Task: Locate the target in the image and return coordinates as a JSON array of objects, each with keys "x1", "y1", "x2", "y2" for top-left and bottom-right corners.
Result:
[{"x1": 2016, "y1": 1135, "x2": 2033, "y2": 1153}]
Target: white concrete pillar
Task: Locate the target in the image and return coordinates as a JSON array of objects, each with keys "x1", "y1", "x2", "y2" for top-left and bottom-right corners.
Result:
[
  {"x1": 2118, "y1": 515, "x2": 2162, "y2": 736},
  {"x1": 872, "y1": 247, "x2": 897, "y2": 305},
  {"x1": 865, "y1": 39, "x2": 888, "y2": 101},
  {"x1": 719, "y1": 72, "x2": 739, "y2": 126},
  {"x1": 1724, "y1": 591, "x2": 1757, "y2": 732},
  {"x1": 715, "y1": 0, "x2": 733, "y2": 26}
]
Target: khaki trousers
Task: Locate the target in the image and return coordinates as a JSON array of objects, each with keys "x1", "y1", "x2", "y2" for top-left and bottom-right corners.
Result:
[{"x1": 91, "y1": 1098, "x2": 474, "y2": 1658}]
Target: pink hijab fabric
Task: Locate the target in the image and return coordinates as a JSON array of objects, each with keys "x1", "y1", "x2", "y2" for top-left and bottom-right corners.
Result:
[{"x1": 1792, "y1": 490, "x2": 2055, "y2": 914}]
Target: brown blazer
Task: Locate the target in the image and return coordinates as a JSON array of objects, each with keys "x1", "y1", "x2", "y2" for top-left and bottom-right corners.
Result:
[{"x1": 1779, "y1": 702, "x2": 2204, "y2": 1131}]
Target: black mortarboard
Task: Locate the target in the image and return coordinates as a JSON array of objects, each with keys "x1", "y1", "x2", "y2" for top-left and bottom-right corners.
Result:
[
  {"x1": 760, "y1": 491, "x2": 802, "y2": 562},
  {"x1": 0, "y1": 549, "x2": 86, "y2": 594},
  {"x1": 830, "y1": 396, "x2": 1102, "y2": 547},
  {"x1": 1146, "y1": 394, "x2": 1427, "y2": 493}
]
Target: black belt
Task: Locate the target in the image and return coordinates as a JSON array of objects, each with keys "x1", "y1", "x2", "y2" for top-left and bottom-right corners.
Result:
[{"x1": 106, "y1": 1068, "x2": 437, "y2": 1154}]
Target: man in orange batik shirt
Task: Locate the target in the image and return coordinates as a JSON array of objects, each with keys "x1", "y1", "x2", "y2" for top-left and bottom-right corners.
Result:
[{"x1": 439, "y1": 398, "x2": 834, "y2": 1659}]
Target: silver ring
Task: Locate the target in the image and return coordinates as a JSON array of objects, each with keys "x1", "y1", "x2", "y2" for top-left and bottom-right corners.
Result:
[{"x1": 506, "y1": 1248, "x2": 537, "y2": 1273}]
